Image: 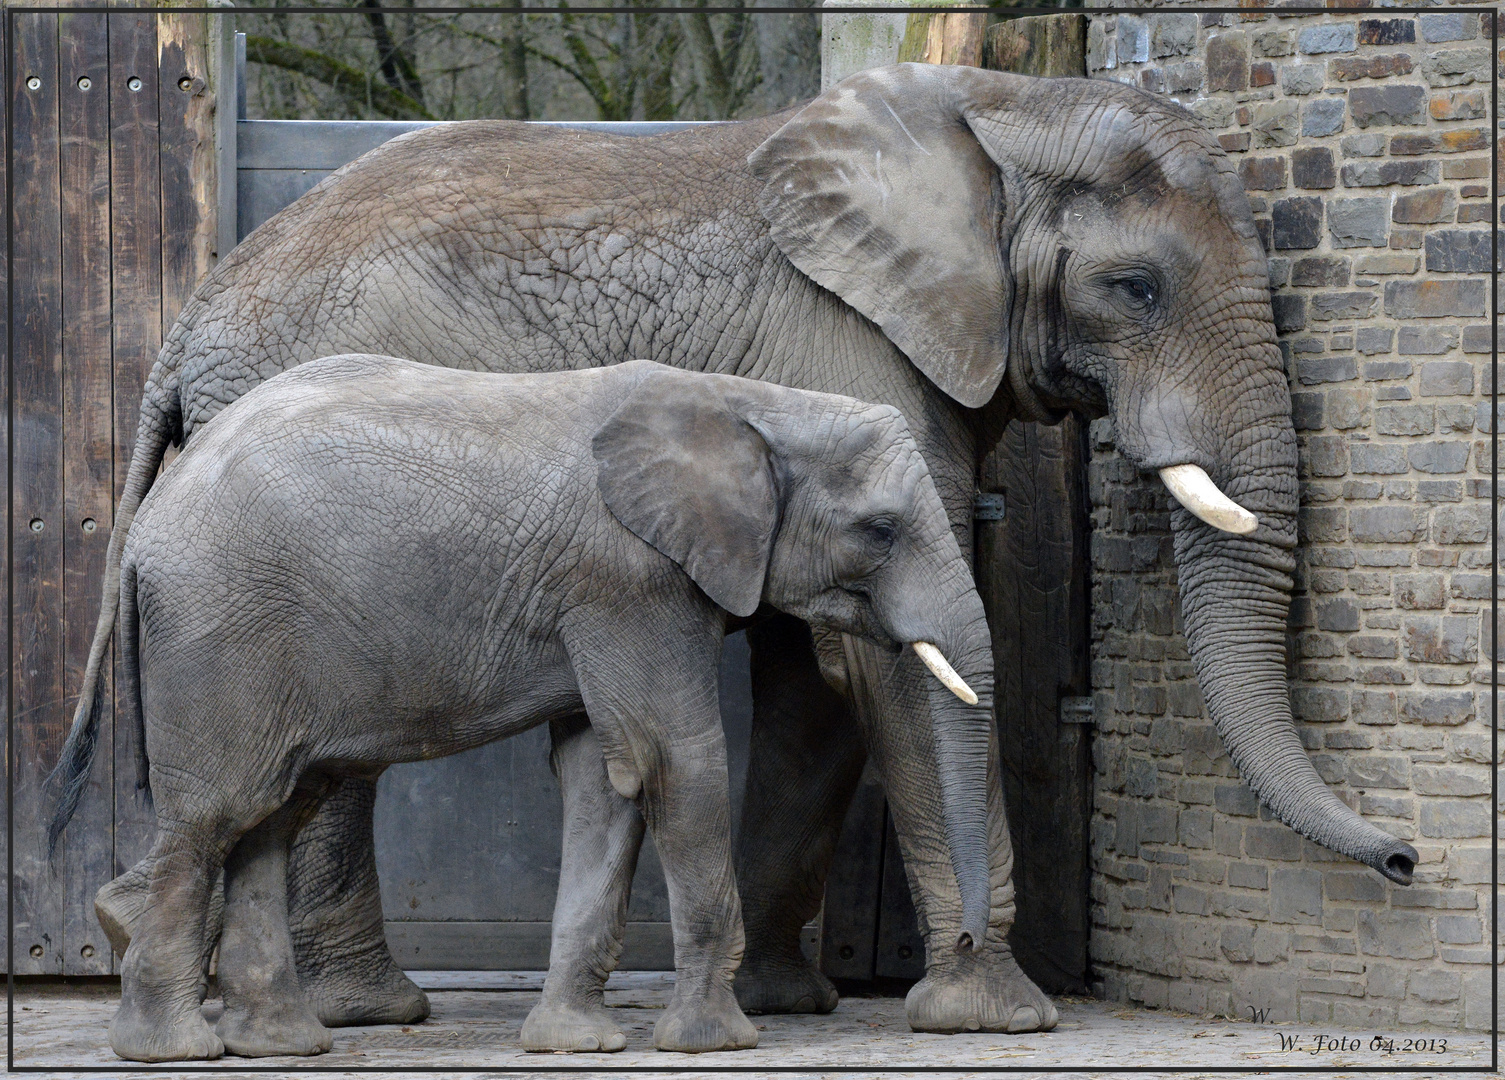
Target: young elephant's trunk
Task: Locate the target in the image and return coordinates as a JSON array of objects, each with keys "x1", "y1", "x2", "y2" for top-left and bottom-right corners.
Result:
[{"x1": 903, "y1": 581, "x2": 997, "y2": 952}]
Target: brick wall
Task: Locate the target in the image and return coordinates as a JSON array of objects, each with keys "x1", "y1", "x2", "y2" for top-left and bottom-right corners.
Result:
[{"x1": 1083, "y1": 8, "x2": 1497, "y2": 1029}]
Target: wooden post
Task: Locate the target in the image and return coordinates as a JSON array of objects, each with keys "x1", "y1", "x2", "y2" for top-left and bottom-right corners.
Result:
[
  {"x1": 974, "y1": 12, "x2": 1093, "y2": 994},
  {"x1": 897, "y1": 3, "x2": 989, "y2": 68},
  {"x1": 3, "y1": 3, "x2": 223, "y2": 974}
]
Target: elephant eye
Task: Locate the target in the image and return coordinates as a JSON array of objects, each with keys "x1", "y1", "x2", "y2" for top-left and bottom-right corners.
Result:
[
  {"x1": 1113, "y1": 276, "x2": 1158, "y2": 313},
  {"x1": 858, "y1": 518, "x2": 898, "y2": 548}
]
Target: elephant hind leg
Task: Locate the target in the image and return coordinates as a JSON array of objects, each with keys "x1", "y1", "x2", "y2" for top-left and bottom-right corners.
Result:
[
  {"x1": 109, "y1": 780, "x2": 276, "y2": 1062},
  {"x1": 216, "y1": 782, "x2": 337, "y2": 1057},
  {"x1": 733, "y1": 616, "x2": 856, "y2": 1016},
  {"x1": 521, "y1": 715, "x2": 642, "y2": 1053},
  {"x1": 287, "y1": 775, "x2": 431, "y2": 1027}
]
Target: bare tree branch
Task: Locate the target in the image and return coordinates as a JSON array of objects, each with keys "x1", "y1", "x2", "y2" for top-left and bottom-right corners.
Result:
[{"x1": 244, "y1": 33, "x2": 436, "y2": 120}]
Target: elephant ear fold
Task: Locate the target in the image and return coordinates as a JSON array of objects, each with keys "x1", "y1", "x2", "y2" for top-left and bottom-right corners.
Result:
[
  {"x1": 593, "y1": 368, "x2": 778, "y2": 618},
  {"x1": 748, "y1": 63, "x2": 1013, "y2": 410}
]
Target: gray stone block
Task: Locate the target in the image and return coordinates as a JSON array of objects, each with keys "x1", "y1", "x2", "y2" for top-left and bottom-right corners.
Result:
[
  {"x1": 1375, "y1": 404, "x2": 1434, "y2": 435},
  {"x1": 1342, "y1": 160, "x2": 1439, "y2": 187},
  {"x1": 1424, "y1": 230, "x2": 1497, "y2": 274},
  {"x1": 1348, "y1": 84, "x2": 1427, "y2": 126},
  {"x1": 1340, "y1": 132, "x2": 1386, "y2": 157},
  {"x1": 1270, "y1": 868, "x2": 1323, "y2": 925},
  {"x1": 1298, "y1": 23, "x2": 1356, "y2": 54},
  {"x1": 1399, "y1": 688, "x2": 1474, "y2": 724},
  {"x1": 1253, "y1": 100, "x2": 1299, "y2": 148},
  {"x1": 1422, "y1": 46, "x2": 1492, "y2": 88},
  {"x1": 1408, "y1": 441, "x2": 1469, "y2": 475},
  {"x1": 1311, "y1": 293, "x2": 1376, "y2": 320},
  {"x1": 1412, "y1": 764, "x2": 1489, "y2": 797},
  {"x1": 1355, "y1": 327, "x2": 1393, "y2": 355},
  {"x1": 1409, "y1": 969, "x2": 1462, "y2": 1003},
  {"x1": 1346, "y1": 754, "x2": 1410, "y2": 789},
  {"x1": 1300, "y1": 97, "x2": 1346, "y2": 138},
  {"x1": 1348, "y1": 444, "x2": 1407, "y2": 475},
  {"x1": 1244, "y1": 824, "x2": 1303, "y2": 861},
  {"x1": 1324, "y1": 871, "x2": 1384, "y2": 902},
  {"x1": 1327, "y1": 198, "x2": 1389, "y2": 248},
  {"x1": 1432, "y1": 504, "x2": 1490, "y2": 544},
  {"x1": 1435, "y1": 915, "x2": 1482, "y2": 944},
  {"x1": 1296, "y1": 356, "x2": 1356, "y2": 385},
  {"x1": 1419, "y1": 12, "x2": 1477, "y2": 42},
  {"x1": 1227, "y1": 862, "x2": 1267, "y2": 890},
  {"x1": 1357, "y1": 910, "x2": 1435, "y2": 959},
  {"x1": 1419, "y1": 800, "x2": 1490, "y2": 838},
  {"x1": 1290, "y1": 147, "x2": 1335, "y2": 190},
  {"x1": 1149, "y1": 13, "x2": 1199, "y2": 58},
  {"x1": 1349, "y1": 506, "x2": 1426, "y2": 543},
  {"x1": 1402, "y1": 615, "x2": 1478, "y2": 663},
  {"x1": 1118, "y1": 15, "x2": 1150, "y2": 64},
  {"x1": 1418, "y1": 360, "x2": 1473, "y2": 395},
  {"x1": 1399, "y1": 330, "x2": 1459, "y2": 358},
  {"x1": 1358, "y1": 18, "x2": 1415, "y2": 46},
  {"x1": 1385, "y1": 279, "x2": 1486, "y2": 318},
  {"x1": 1279, "y1": 63, "x2": 1324, "y2": 95}
]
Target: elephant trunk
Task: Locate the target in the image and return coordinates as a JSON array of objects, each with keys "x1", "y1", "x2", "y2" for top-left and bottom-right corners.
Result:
[
  {"x1": 903, "y1": 581, "x2": 996, "y2": 952},
  {"x1": 1171, "y1": 458, "x2": 1418, "y2": 885}
]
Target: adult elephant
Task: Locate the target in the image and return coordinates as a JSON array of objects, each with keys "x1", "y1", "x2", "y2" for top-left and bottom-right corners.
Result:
[{"x1": 70, "y1": 64, "x2": 1416, "y2": 1039}]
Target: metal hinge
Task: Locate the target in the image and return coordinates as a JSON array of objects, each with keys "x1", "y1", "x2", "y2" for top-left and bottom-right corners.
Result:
[
  {"x1": 1059, "y1": 696, "x2": 1095, "y2": 725},
  {"x1": 974, "y1": 492, "x2": 1006, "y2": 522}
]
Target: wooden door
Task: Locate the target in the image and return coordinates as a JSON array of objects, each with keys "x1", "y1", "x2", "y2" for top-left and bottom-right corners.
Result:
[
  {"x1": 6, "y1": 8, "x2": 217, "y2": 974},
  {"x1": 821, "y1": 12, "x2": 1094, "y2": 994}
]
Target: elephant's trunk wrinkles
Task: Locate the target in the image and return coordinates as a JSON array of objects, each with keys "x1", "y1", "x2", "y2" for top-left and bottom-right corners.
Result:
[
  {"x1": 1173, "y1": 480, "x2": 1418, "y2": 885},
  {"x1": 913, "y1": 584, "x2": 996, "y2": 953}
]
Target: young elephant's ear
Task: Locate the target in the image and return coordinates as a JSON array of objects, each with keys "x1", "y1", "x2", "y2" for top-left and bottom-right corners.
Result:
[
  {"x1": 747, "y1": 63, "x2": 1016, "y2": 410},
  {"x1": 593, "y1": 372, "x2": 778, "y2": 618}
]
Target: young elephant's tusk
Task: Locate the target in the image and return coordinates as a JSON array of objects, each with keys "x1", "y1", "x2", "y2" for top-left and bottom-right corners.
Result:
[
  {"x1": 912, "y1": 642, "x2": 979, "y2": 705},
  {"x1": 1158, "y1": 464, "x2": 1258, "y2": 536}
]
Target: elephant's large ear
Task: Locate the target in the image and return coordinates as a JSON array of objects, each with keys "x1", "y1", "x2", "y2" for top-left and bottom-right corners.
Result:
[
  {"x1": 748, "y1": 63, "x2": 1016, "y2": 410},
  {"x1": 593, "y1": 369, "x2": 778, "y2": 618}
]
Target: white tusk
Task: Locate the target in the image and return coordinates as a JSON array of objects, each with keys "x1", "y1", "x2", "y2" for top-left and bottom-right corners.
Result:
[
  {"x1": 1158, "y1": 464, "x2": 1258, "y2": 536},
  {"x1": 912, "y1": 642, "x2": 979, "y2": 705}
]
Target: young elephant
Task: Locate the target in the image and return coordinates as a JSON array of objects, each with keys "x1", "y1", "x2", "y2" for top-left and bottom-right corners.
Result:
[{"x1": 50, "y1": 356, "x2": 996, "y2": 1062}]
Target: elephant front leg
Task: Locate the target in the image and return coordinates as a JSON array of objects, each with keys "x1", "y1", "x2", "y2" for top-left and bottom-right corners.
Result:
[
  {"x1": 845, "y1": 637, "x2": 1058, "y2": 1035},
  {"x1": 286, "y1": 776, "x2": 431, "y2": 1027},
  {"x1": 566, "y1": 622, "x2": 758, "y2": 1054},
  {"x1": 520, "y1": 714, "x2": 644, "y2": 1053},
  {"x1": 733, "y1": 616, "x2": 857, "y2": 1014}
]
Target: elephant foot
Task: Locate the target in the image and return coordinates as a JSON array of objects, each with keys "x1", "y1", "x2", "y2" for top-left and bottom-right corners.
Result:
[
  {"x1": 906, "y1": 953, "x2": 1058, "y2": 1034},
  {"x1": 653, "y1": 989, "x2": 759, "y2": 1053},
  {"x1": 109, "y1": 1005, "x2": 224, "y2": 1063},
  {"x1": 734, "y1": 953, "x2": 838, "y2": 1015},
  {"x1": 301, "y1": 955, "x2": 431, "y2": 1028},
  {"x1": 520, "y1": 999, "x2": 627, "y2": 1052},
  {"x1": 217, "y1": 1000, "x2": 332, "y2": 1058}
]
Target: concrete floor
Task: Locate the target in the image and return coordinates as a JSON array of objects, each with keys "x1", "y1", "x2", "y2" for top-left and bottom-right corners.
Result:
[{"x1": 8, "y1": 970, "x2": 1492, "y2": 1079}]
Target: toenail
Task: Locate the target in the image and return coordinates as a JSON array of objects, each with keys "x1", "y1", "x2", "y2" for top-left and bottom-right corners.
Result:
[{"x1": 964, "y1": 1018, "x2": 980, "y2": 1031}]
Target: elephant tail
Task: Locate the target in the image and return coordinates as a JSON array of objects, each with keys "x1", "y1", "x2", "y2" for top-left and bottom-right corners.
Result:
[{"x1": 46, "y1": 383, "x2": 176, "y2": 854}]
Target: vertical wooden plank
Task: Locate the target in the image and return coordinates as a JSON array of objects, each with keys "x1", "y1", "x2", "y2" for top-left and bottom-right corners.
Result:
[
  {"x1": 817, "y1": 765, "x2": 886, "y2": 981},
  {"x1": 0, "y1": 9, "x2": 12, "y2": 971},
  {"x1": 871, "y1": 813, "x2": 925, "y2": 981},
  {"x1": 58, "y1": 8, "x2": 114, "y2": 976},
  {"x1": 157, "y1": 10, "x2": 215, "y2": 329},
  {"x1": 977, "y1": 419, "x2": 1093, "y2": 993},
  {"x1": 108, "y1": 9, "x2": 160, "y2": 882},
  {"x1": 10, "y1": 8, "x2": 65, "y2": 975}
]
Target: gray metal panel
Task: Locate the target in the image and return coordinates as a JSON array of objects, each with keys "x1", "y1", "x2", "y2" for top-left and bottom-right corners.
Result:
[
  {"x1": 384, "y1": 921, "x2": 674, "y2": 971},
  {"x1": 373, "y1": 631, "x2": 755, "y2": 968},
  {"x1": 237, "y1": 168, "x2": 330, "y2": 241},
  {"x1": 237, "y1": 119, "x2": 720, "y2": 170}
]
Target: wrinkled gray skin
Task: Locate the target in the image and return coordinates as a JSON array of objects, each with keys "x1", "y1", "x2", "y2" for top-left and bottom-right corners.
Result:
[
  {"x1": 63, "y1": 63, "x2": 1416, "y2": 1043},
  {"x1": 54, "y1": 356, "x2": 999, "y2": 1062}
]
